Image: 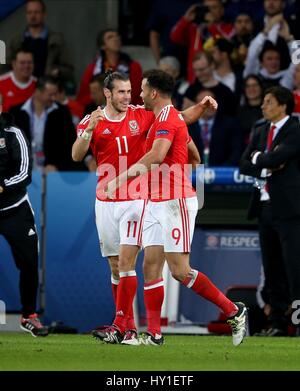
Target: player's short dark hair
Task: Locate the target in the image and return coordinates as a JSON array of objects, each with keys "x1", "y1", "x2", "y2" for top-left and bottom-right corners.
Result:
[
  {"x1": 264, "y1": 86, "x2": 295, "y2": 115},
  {"x1": 36, "y1": 76, "x2": 59, "y2": 91},
  {"x1": 26, "y1": 0, "x2": 46, "y2": 12},
  {"x1": 143, "y1": 69, "x2": 174, "y2": 97},
  {"x1": 103, "y1": 70, "x2": 130, "y2": 91},
  {"x1": 96, "y1": 28, "x2": 118, "y2": 48}
]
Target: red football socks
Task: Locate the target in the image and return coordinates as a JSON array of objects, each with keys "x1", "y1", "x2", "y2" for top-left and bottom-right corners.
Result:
[
  {"x1": 182, "y1": 269, "x2": 237, "y2": 317},
  {"x1": 113, "y1": 271, "x2": 137, "y2": 332},
  {"x1": 144, "y1": 278, "x2": 164, "y2": 336},
  {"x1": 111, "y1": 276, "x2": 119, "y2": 306}
]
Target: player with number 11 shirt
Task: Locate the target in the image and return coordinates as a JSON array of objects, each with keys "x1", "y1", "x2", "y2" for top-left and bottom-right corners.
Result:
[
  {"x1": 77, "y1": 104, "x2": 154, "y2": 201},
  {"x1": 72, "y1": 71, "x2": 212, "y2": 345}
]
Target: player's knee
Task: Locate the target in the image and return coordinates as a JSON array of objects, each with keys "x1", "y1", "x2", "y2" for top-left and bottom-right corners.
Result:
[
  {"x1": 118, "y1": 255, "x2": 135, "y2": 271},
  {"x1": 143, "y1": 265, "x2": 161, "y2": 282},
  {"x1": 109, "y1": 263, "x2": 119, "y2": 279},
  {"x1": 170, "y1": 268, "x2": 188, "y2": 283}
]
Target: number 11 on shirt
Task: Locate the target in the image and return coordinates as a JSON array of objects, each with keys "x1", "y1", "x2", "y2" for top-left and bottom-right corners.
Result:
[{"x1": 116, "y1": 136, "x2": 129, "y2": 154}]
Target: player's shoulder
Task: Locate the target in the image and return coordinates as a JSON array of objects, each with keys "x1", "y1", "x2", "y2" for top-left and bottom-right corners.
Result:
[
  {"x1": 127, "y1": 104, "x2": 154, "y2": 122},
  {"x1": 127, "y1": 104, "x2": 149, "y2": 117},
  {"x1": 128, "y1": 105, "x2": 146, "y2": 111},
  {"x1": 157, "y1": 105, "x2": 183, "y2": 126}
]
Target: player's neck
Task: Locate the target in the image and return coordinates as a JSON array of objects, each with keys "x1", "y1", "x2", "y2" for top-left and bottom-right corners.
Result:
[
  {"x1": 153, "y1": 100, "x2": 173, "y2": 118},
  {"x1": 104, "y1": 105, "x2": 126, "y2": 121}
]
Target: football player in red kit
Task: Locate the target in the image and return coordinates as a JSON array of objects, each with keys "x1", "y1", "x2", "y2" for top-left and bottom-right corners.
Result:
[
  {"x1": 72, "y1": 71, "x2": 217, "y2": 345},
  {"x1": 107, "y1": 70, "x2": 247, "y2": 346}
]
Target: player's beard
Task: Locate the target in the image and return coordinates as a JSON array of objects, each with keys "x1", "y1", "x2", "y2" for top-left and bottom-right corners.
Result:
[
  {"x1": 111, "y1": 97, "x2": 129, "y2": 113},
  {"x1": 142, "y1": 100, "x2": 152, "y2": 111}
]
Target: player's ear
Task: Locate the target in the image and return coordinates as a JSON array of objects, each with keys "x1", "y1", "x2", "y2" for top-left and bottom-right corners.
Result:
[
  {"x1": 151, "y1": 89, "x2": 157, "y2": 99},
  {"x1": 103, "y1": 87, "x2": 111, "y2": 98}
]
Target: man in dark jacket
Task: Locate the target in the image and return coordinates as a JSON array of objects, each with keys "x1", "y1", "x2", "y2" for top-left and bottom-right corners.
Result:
[
  {"x1": 240, "y1": 86, "x2": 300, "y2": 336},
  {"x1": 188, "y1": 89, "x2": 243, "y2": 166},
  {"x1": 0, "y1": 97, "x2": 48, "y2": 337},
  {"x1": 10, "y1": 76, "x2": 84, "y2": 173},
  {"x1": 8, "y1": 0, "x2": 73, "y2": 84}
]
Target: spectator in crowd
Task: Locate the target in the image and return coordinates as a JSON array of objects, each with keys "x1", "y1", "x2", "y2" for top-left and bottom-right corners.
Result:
[
  {"x1": 183, "y1": 51, "x2": 238, "y2": 116},
  {"x1": 240, "y1": 86, "x2": 300, "y2": 336},
  {"x1": 224, "y1": 0, "x2": 264, "y2": 22},
  {"x1": 84, "y1": 74, "x2": 106, "y2": 116},
  {"x1": 158, "y1": 56, "x2": 189, "y2": 110},
  {"x1": 170, "y1": 0, "x2": 234, "y2": 83},
  {"x1": 77, "y1": 29, "x2": 143, "y2": 107},
  {"x1": 55, "y1": 79, "x2": 84, "y2": 126},
  {"x1": 188, "y1": 89, "x2": 243, "y2": 166},
  {"x1": 238, "y1": 75, "x2": 264, "y2": 145},
  {"x1": 244, "y1": 2, "x2": 295, "y2": 81},
  {"x1": 0, "y1": 49, "x2": 36, "y2": 113},
  {"x1": 231, "y1": 13, "x2": 254, "y2": 72},
  {"x1": 0, "y1": 95, "x2": 48, "y2": 337},
  {"x1": 225, "y1": 0, "x2": 297, "y2": 26},
  {"x1": 10, "y1": 76, "x2": 83, "y2": 173},
  {"x1": 207, "y1": 37, "x2": 243, "y2": 95},
  {"x1": 245, "y1": 42, "x2": 284, "y2": 89},
  {"x1": 147, "y1": 0, "x2": 195, "y2": 65},
  {"x1": 8, "y1": 0, "x2": 74, "y2": 88},
  {"x1": 258, "y1": 0, "x2": 299, "y2": 60}
]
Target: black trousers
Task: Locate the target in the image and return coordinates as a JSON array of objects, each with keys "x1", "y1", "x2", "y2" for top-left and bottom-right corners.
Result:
[
  {"x1": 0, "y1": 200, "x2": 39, "y2": 318},
  {"x1": 258, "y1": 202, "x2": 300, "y2": 329}
]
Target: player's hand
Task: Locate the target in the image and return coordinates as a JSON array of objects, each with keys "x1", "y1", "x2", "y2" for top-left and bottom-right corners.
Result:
[
  {"x1": 0, "y1": 185, "x2": 4, "y2": 194},
  {"x1": 86, "y1": 107, "x2": 104, "y2": 132},
  {"x1": 199, "y1": 96, "x2": 218, "y2": 111},
  {"x1": 105, "y1": 179, "x2": 117, "y2": 200}
]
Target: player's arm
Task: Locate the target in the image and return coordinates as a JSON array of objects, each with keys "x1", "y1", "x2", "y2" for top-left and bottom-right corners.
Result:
[
  {"x1": 126, "y1": 138, "x2": 171, "y2": 178},
  {"x1": 71, "y1": 108, "x2": 103, "y2": 162},
  {"x1": 188, "y1": 138, "x2": 201, "y2": 169},
  {"x1": 107, "y1": 138, "x2": 172, "y2": 197},
  {"x1": 131, "y1": 138, "x2": 172, "y2": 172},
  {"x1": 181, "y1": 96, "x2": 218, "y2": 125}
]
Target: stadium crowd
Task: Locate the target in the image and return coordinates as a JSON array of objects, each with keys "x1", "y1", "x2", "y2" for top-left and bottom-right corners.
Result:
[{"x1": 0, "y1": 0, "x2": 299, "y2": 172}]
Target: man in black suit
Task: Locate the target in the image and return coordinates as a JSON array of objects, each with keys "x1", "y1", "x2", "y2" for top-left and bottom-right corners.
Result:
[
  {"x1": 188, "y1": 89, "x2": 244, "y2": 166},
  {"x1": 240, "y1": 86, "x2": 300, "y2": 336},
  {"x1": 9, "y1": 76, "x2": 84, "y2": 173}
]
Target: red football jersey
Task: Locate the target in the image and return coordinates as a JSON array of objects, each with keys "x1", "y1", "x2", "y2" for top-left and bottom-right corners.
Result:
[
  {"x1": 0, "y1": 72, "x2": 36, "y2": 112},
  {"x1": 77, "y1": 105, "x2": 154, "y2": 201},
  {"x1": 145, "y1": 105, "x2": 195, "y2": 201}
]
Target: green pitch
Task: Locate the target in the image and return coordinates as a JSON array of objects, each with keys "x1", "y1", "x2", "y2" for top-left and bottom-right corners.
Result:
[{"x1": 0, "y1": 333, "x2": 300, "y2": 371}]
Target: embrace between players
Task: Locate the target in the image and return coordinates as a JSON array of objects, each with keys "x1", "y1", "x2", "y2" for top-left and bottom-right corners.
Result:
[{"x1": 72, "y1": 69, "x2": 247, "y2": 346}]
